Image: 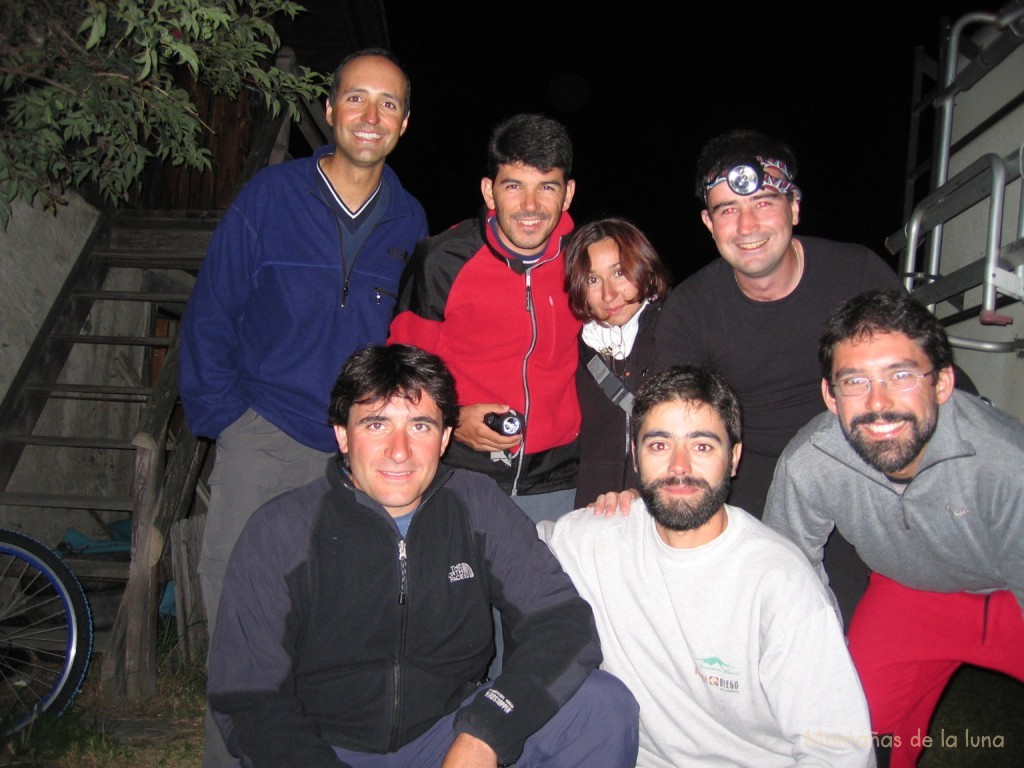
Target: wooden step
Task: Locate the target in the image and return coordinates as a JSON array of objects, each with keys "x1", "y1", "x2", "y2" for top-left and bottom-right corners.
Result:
[
  {"x1": 96, "y1": 250, "x2": 205, "y2": 270},
  {"x1": 65, "y1": 558, "x2": 132, "y2": 582},
  {"x1": 107, "y1": 211, "x2": 220, "y2": 256},
  {"x1": 0, "y1": 434, "x2": 135, "y2": 449},
  {"x1": 25, "y1": 383, "x2": 152, "y2": 397},
  {"x1": 72, "y1": 289, "x2": 191, "y2": 303},
  {"x1": 110, "y1": 210, "x2": 221, "y2": 228},
  {"x1": 0, "y1": 492, "x2": 133, "y2": 511},
  {"x1": 49, "y1": 333, "x2": 173, "y2": 347}
]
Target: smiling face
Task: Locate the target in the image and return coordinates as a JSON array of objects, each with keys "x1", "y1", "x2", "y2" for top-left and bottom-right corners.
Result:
[
  {"x1": 325, "y1": 55, "x2": 409, "y2": 171},
  {"x1": 584, "y1": 238, "x2": 642, "y2": 327},
  {"x1": 334, "y1": 393, "x2": 452, "y2": 518},
  {"x1": 634, "y1": 400, "x2": 742, "y2": 544},
  {"x1": 481, "y1": 162, "x2": 575, "y2": 257},
  {"x1": 823, "y1": 331, "x2": 954, "y2": 480},
  {"x1": 700, "y1": 182, "x2": 800, "y2": 280}
]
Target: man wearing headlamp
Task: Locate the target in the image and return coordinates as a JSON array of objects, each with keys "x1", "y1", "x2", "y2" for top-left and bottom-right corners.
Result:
[
  {"x1": 654, "y1": 129, "x2": 902, "y2": 624},
  {"x1": 698, "y1": 151, "x2": 804, "y2": 287}
]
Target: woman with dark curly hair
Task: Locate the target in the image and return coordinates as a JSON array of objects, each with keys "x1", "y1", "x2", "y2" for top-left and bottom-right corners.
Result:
[{"x1": 564, "y1": 218, "x2": 672, "y2": 507}]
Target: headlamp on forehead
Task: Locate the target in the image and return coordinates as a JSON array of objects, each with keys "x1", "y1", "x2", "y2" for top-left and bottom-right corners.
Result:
[{"x1": 704, "y1": 156, "x2": 801, "y2": 203}]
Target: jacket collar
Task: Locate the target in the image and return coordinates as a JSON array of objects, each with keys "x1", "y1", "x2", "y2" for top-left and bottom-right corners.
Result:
[
  {"x1": 307, "y1": 146, "x2": 411, "y2": 220},
  {"x1": 326, "y1": 456, "x2": 456, "y2": 521},
  {"x1": 480, "y1": 209, "x2": 574, "y2": 275}
]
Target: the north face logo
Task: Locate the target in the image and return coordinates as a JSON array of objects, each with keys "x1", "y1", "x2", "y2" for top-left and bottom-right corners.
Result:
[
  {"x1": 483, "y1": 688, "x2": 514, "y2": 714},
  {"x1": 448, "y1": 563, "x2": 475, "y2": 583}
]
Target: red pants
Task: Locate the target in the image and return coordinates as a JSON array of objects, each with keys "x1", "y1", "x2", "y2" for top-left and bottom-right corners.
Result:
[{"x1": 847, "y1": 573, "x2": 1024, "y2": 767}]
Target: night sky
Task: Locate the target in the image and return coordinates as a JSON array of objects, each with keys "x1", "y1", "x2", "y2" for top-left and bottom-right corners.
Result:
[{"x1": 382, "y1": 0, "x2": 984, "y2": 282}]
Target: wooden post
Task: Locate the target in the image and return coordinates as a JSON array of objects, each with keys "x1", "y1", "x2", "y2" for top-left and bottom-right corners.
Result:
[
  {"x1": 100, "y1": 422, "x2": 209, "y2": 703},
  {"x1": 101, "y1": 433, "x2": 162, "y2": 704},
  {"x1": 171, "y1": 513, "x2": 208, "y2": 664},
  {"x1": 124, "y1": 433, "x2": 163, "y2": 701}
]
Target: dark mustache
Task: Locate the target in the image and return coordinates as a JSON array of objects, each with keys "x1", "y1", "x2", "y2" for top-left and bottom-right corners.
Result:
[
  {"x1": 850, "y1": 411, "x2": 916, "y2": 430},
  {"x1": 653, "y1": 475, "x2": 711, "y2": 491}
]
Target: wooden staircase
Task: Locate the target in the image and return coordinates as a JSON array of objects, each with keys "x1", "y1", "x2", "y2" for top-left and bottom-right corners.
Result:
[{"x1": 0, "y1": 209, "x2": 219, "y2": 701}]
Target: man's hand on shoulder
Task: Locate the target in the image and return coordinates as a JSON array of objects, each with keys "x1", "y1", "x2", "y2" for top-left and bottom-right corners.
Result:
[
  {"x1": 440, "y1": 732, "x2": 499, "y2": 768},
  {"x1": 455, "y1": 403, "x2": 524, "y2": 453},
  {"x1": 587, "y1": 488, "x2": 638, "y2": 517}
]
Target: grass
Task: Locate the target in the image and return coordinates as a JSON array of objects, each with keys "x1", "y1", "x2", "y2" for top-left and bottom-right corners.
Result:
[{"x1": 1, "y1": 622, "x2": 205, "y2": 768}]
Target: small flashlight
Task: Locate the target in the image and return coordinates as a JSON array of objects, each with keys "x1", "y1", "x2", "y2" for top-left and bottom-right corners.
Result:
[{"x1": 726, "y1": 163, "x2": 762, "y2": 195}]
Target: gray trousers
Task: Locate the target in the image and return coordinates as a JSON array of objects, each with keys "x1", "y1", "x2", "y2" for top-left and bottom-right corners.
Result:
[
  {"x1": 200, "y1": 410, "x2": 332, "y2": 768},
  {"x1": 512, "y1": 487, "x2": 576, "y2": 523}
]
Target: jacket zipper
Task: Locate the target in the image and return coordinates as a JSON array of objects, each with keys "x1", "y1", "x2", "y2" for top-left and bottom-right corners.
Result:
[
  {"x1": 898, "y1": 494, "x2": 910, "y2": 531},
  {"x1": 390, "y1": 538, "x2": 408, "y2": 750},
  {"x1": 374, "y1": 285, "x2": 398, "y2": 305},
  {"x1": 511, "y1": 268, "x2": 536, "y2": 496},
  {"x1": 315, "y1": 165, "x2": 402, "y2": 310},
  {"x1": 398, "y1": 539, "x2": 408, "y2": 604},
  {"x1": 334, "y1": 216, "x2": 353, "y2": 308}
]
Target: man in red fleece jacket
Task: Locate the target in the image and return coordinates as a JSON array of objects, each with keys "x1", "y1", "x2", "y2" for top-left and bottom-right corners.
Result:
[{"x1": 390, "y1": 113, "x2": 580, "y2": 523}]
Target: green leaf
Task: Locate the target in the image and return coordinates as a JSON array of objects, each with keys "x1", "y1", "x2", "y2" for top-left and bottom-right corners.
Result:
[
  {"x1": 169, "y1": 41, "x2": 200, "y2": 75},
  {"x1": 77, "y1": 2, "x2": 109, "y2": 50}
]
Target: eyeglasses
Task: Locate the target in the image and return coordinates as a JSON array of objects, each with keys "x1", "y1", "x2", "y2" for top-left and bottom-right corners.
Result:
[{"x1": 831, "y1": 370, "x2": 935, "y2": 397}]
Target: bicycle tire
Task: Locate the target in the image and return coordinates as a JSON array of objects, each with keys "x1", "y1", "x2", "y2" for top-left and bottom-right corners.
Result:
[{"x1": 0, "y1": 529, "x2": 94, "y2": 738}]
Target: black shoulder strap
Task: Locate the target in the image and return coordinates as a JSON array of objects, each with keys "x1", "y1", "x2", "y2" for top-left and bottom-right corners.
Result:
[{"x1": 586, "y1": 354, "x2": 633, "y2": 414}]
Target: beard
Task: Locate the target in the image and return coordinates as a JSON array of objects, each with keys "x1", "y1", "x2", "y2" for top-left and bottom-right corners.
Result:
[
  {"x1": 844, "y1": 409, "x2": 937, "y2": 474},
  {"x1": 639, "y1": 469, "x2": 731, "y2": 533}
]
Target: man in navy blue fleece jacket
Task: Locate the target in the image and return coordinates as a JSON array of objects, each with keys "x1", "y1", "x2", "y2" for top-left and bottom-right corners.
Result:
[
  {"x1": 180, "y1": 49, "x2": 427, "y2": 767},
  {"x1": 208, "y1": 345, "x2": 638, "y2": 768}
]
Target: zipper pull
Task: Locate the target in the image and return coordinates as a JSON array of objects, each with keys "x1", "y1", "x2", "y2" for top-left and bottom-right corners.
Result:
[
  {"x1": 340, "y1": 276, "x2": 350, "y2": 309},
  {"x1": 525, "y1": 269, "x2": 533, "y2": 312},
  {"x1": 374, "y1": 286, "x2": 397, "y2": 305},
  {"x1": 398, "y1": 539, "x2": 407, "y2": 604}
]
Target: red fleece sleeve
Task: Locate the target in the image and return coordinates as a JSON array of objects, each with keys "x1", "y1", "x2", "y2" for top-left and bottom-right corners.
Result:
[{"x1": 388, "y1": 311, "x2": 443, "y2": 354}]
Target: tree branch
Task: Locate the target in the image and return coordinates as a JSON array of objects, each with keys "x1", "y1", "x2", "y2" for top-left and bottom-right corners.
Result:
[{"x1": 0, "y1": 65, "x2": 78, "y2": 96}]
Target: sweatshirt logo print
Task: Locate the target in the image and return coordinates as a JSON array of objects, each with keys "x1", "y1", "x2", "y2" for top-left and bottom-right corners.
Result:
[
  {"x1": 448, "y1": 562, "x2": 475, "y2": 583},
  {"x1": 694, "y1": 656, "x2": 741, "y2": 693},
  {"x1": 483, "y1": 688, "x2": 514, "y2": 714}
]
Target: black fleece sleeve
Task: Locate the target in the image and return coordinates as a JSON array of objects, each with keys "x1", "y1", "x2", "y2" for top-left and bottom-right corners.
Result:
[
  {"x1": 451, "y1": 476, "x2": 601, "y2": 764},
  {"x1": 207, "y1": 494, "x2": 350, "y2": 768}
]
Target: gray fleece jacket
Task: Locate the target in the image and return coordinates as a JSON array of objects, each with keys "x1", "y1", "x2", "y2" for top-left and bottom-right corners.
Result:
[{"x1": 764, "y1": 390, "x2": 1024, "y2": 613}]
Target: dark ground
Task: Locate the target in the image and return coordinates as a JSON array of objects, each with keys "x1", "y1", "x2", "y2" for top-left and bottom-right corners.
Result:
[{"x1": 919, "y1": 666, "x2": 1024, "y2": 767}]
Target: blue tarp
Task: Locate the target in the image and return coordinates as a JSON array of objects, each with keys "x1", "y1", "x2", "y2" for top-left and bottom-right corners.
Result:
[{"x1": 58, "y1": 519, "x2": 132, "y2": 556}]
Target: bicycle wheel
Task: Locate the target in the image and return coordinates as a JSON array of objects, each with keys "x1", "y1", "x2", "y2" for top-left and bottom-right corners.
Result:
[{"x1": 0, "y1": 529, "x2": 93, "y2": 737}]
